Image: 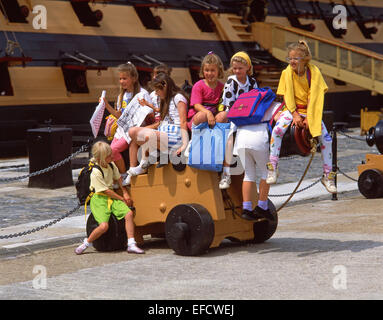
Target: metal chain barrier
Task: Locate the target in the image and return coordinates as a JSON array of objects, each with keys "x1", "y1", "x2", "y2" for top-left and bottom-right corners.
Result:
[
  {"x1": 0, "y1": 141, "x2": 91, "y2": 184},
  {"x1": 0, "y1": 141, "x2": 91, "y2": 238},
  {"x1": 0, "y1": 203, "x2": 81, "y2": 239},
  {"x1": 337, "y1": 130, "x2": 366, "y2": 142},
  {"x1": 335, "y1": 130, "x2": 366, "y2": 182},
  {"x1": 268, "y1": 177, "x2": 321, "y2": 197},
  {"x1": 337, "y1": 167, "x2": 358, "y2": 182}
]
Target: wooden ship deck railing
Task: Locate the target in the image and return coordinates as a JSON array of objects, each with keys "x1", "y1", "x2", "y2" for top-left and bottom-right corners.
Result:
[{"x1": 252, "y1": 22, "x2": 383, "y2": 95}]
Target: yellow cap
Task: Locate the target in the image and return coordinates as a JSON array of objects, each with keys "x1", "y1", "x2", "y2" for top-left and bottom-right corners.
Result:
[{"x1": 231, "y1": 51, "x2": 252, "y2": 68}]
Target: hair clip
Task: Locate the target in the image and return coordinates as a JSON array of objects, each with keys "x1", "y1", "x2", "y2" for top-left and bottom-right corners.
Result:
[{"x1": 208, "y1": 51, "x2": 214, "y2": 55}]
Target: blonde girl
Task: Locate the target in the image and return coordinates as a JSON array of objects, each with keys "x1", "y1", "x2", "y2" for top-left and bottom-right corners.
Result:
[
  {"x1": 108, "y1": 62, "x2": 153, "y2": 177},
  {"x1": 187, "y1": 52, "x2": 226, "y2": 129},
  {"x1": 219, "y1": 51, "x2": 258, "y2": 190},
  {"x1": 266, "y1": 40, "x2": 336, "y2": 194},
  {"x1": 75, "y1": 141, "x2": 144, "y2": 254}
]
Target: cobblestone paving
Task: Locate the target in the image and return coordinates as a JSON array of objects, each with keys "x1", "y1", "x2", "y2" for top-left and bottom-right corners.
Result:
[{"x1": 0, "y1": 128, "x2": 379, "y2": 229}]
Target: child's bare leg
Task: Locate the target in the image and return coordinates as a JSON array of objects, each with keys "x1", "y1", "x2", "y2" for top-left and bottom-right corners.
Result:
[
  {"x1": 241, "y1": 180, "x2": 259, "y2": 220},
  {"x1": 125, "y1": 211, "x2": 144, "y2": 254},
  {"x1": 255, "y1": 179, "x2": 274, "y2": 221},
  {"x1": 128, "y1": 128, "x2": 158, "y2": 176},
  {"x1": 129, "y1": 141, "x2": 139, "y2": 168},
  {"x1": 192, "y1": 111, "x2": 208, "y2": 126},
  {"x1": 258, "y1": 179, "x2": 270, "y2": 202},
  {"x1": 87, "y1": 222, "x2": 109, "y2": 243},
  {"x1": 75, "y1": 222, "x2": 109, "y2": 254},
  {"x1": 242, "y1": 180, "x2": 254, "y2": 203},
  {"x1": 114, "y1": 158, "x2": 127, "y2": 174},
  {"x1": 215, "y1": 111, "x2": 227, "y2": 123},
  {"x1": 125, "y1": 211, "x2": 134, "y2": 239}
]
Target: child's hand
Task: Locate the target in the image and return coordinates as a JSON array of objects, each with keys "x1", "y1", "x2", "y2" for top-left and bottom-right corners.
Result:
[
  {"x1": 292, "y1": 112, "x2": 304, "y2": 128},
  {"x1": 123, "y1": 192, "x2": 133, "y2": 207},
  {"x1": 139, "y1": 98, "x2": 148, "y2": 106},
  {"x1": 207, "y1": 111, "x2": 216, "y2": 127}
]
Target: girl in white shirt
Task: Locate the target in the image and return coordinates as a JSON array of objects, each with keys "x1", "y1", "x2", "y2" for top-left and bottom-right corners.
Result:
[{"x1": 126, "y1": 73, "x2": 189, "y2": 180}]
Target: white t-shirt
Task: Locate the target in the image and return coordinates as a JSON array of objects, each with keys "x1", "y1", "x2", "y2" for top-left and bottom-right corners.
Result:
[
  {"x1": 234, "y1": 101, "x2": 281, "y2": 153},
  {"x1": 161, "y1": 93, "x2": 188, "y2": 126}
]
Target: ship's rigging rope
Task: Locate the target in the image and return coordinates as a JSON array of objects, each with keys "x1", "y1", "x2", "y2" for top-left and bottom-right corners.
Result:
[{"x1": 0, "y1": 1, "x2": 25, "y2": 56}]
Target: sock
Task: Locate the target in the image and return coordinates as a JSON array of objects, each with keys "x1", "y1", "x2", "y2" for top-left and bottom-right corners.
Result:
[
  {"x1": 258, "y1": 200, "x2": 268, "y2": 211},
  {"x1": 242, "y1": 201, "x2": 252, "y2": 211},
  {"x1": 128, "y1": 238, "x2": 136, "y2": 246},
  {"x1": 223, "y1": 166, "x2": 230, "y2": 176},
  {"x1": 83, "y1": 238, "x2": 90, "y2": 247}
]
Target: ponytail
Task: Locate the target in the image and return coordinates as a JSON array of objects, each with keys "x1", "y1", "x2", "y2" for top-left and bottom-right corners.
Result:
[{"x1": 287, "y1": 40, "x2": 312, "y2": 61}]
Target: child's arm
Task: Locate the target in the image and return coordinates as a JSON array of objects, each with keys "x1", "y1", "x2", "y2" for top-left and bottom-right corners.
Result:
[
  {"x1": 194, "y1": 103, "x2": 216, "y2": 126},
  {"x1": 104, "y1": 184, "x2": 132, "y2": 207},
  {"x1": 103, "y1": 98, "x2": 122, "y2": 119},
  {"x1": 175, "y1": 100, "x2": 189, "y2": 155},
  {"x1": 139, "y1": 98, "x2": 160, "y2": 113}
]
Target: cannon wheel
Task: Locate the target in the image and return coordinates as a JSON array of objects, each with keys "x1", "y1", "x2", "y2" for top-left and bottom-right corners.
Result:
[
  {"x1": 86, "y1": 213, "x2": 127, "y2": 252},
  {"x1": 358, "y1": 169, "x2": 383, "y2": 199},
  {"x1": 165, "y1": 204, "x2": 215, "y2": 256},
  {"x1": 252, "y1": 199, "x2": 278, "y2": 243}
]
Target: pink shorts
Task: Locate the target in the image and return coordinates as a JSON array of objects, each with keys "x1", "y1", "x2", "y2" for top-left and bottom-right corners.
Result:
[{"x1": 111, "y1": 136, "x2": 129, "y2": 161}]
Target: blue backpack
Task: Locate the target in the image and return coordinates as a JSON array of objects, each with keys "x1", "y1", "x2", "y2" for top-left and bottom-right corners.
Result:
[{"x1": 227, "y1": 87, "x2": 276, "y2": 128}]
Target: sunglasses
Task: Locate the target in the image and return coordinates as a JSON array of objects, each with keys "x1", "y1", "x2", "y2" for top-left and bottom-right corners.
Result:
[{"x1": 286, "y1": 57, "x2": 304, "y2": 63}]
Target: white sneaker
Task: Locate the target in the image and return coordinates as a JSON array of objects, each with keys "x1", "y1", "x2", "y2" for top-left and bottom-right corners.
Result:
[
  {"x1": 122, "y1": 173, "x2": 132, "y2": 186},
  {"x1": 321, "y1": 172, "x2": 337, "y2": 194},
  {"x1": 74, "y1": 238, "x2": 91, "y2": 255},
  {"x1": 266, "y1": 162, "x2": 278, "y2": 185},
  {"x1": 127, "y1": 243, "x2": 145, "y2": 254},
  {"x1": 128, "y1": 165, "x2": 147, "y2": 177},
  {"x1": 219, "y1": 173, "x2": 231, "y2": 189}
]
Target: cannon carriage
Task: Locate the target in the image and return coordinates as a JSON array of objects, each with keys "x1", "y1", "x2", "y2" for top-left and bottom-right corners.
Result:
[
  {"x1": 87, "y1": 161, "x2": 278, "y2": 256},
  {"x1": 358, "y1": 120, "x2": 383, "y2": 199}
]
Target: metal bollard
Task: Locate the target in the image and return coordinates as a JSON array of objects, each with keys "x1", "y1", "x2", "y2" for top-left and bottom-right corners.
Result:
[
  {"x1": 27, "y1": 127, "x2": 73, "y2": 189},
  {"x1": 331, "y1": 122, "x2": 348, "y2": 201}
]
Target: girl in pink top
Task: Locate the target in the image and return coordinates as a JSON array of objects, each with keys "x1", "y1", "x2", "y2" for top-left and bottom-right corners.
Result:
[{"x1": 187, "y1": 52, "x2": 226, "y2": 130}]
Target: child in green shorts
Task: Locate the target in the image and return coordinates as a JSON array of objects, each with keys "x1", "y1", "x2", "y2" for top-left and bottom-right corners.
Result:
[{"x1": 75, "y1": 141, "x2": 144, "y2": 254}]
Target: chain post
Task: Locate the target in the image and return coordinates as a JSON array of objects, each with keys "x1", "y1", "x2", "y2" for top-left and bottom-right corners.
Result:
[{"x1": 331, "y1": 125, "x2": 338, "y2": 201}]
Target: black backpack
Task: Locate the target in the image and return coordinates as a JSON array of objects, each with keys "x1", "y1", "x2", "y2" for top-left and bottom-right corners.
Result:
[{"x1": 75, "y1": 161, "x2": 112, "y2": 205}]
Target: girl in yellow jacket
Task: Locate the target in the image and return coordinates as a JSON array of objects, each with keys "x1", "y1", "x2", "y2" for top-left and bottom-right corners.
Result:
[{"x1": 266, "y1": 40, "x2": 336, "y2": 194}]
